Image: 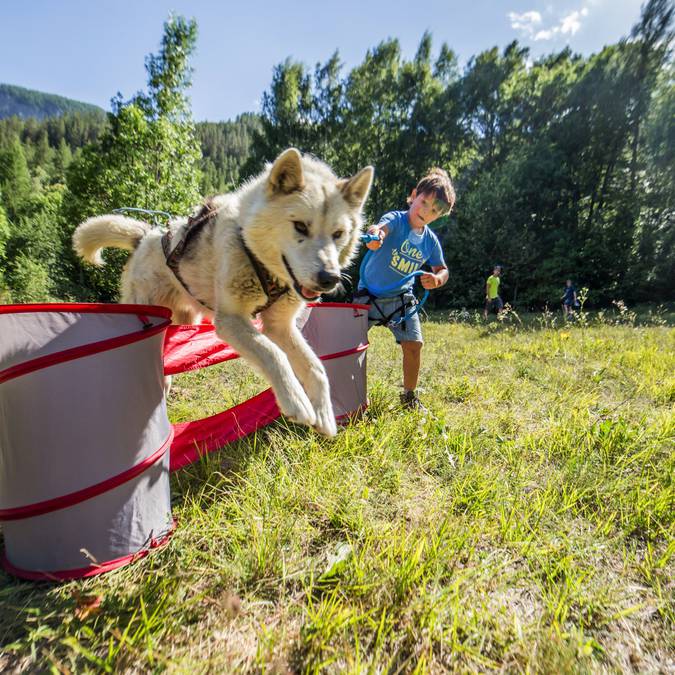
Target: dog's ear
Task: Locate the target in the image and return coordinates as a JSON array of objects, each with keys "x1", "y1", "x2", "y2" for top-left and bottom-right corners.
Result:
[
  {"x1": 269, "y1": 148, "x2": 305, "y2": 194},
  {"x1": 338, "y1": 166, "x2": 374, "y2": 209}
]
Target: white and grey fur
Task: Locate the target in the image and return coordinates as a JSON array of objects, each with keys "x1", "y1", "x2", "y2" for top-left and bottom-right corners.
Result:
[{"x1": 73, "y1": 148, "x2": 374, "y2": 437}]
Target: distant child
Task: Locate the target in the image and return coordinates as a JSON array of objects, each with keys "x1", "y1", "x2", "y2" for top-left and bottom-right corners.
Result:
[
  {"x1": 562, "y1": 279, "x2": 578, "y2": 317},
  {"x1": 356, "y1": 168, "x2": 455, "y2": 410},
  {"x1": 483, "y1": 266, "x2": 503, "y2": 319}
]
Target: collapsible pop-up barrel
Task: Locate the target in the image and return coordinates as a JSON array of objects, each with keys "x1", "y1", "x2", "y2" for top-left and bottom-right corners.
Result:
[
  {"x1": 0, "y1": 304, "x2": 174, "y2": 581},
  {"x1": 300, "y1": 302, "x2": 370, "y2": 421}
]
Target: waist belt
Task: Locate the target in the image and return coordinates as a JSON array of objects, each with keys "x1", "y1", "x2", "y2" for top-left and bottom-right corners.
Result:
[{"x1": 356, "y1": 290, "x2": 417, "y2": 329}]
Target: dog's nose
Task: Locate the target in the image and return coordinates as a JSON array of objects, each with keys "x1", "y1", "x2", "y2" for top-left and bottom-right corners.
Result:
[{"x1": 317, "y1": 270, "x2": 341, "y2": 290}]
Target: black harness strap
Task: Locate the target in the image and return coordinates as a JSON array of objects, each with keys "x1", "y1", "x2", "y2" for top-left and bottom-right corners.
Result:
[
  {"x1": 161, "y1": 200, "x2": 218, "y2": 310},
  {"x1": 238, "y1": 231, "x2": 291, "y2": 315},
  {"x1": 359, "y1": 291, "x2": 417, "y2": 330}
]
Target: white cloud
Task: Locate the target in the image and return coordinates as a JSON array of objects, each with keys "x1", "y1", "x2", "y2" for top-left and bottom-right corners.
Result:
[
  {"x1": 534, "y1": 29, "x2": 556, "y2": 41},
  {"x1": 560, "y1": 7, "x2": 589, "y2": 35},
  {"x1": 508, "y1": 10, "x2": 543, "y2": 37},
  {"x1": 510, "y1": 3, "x2": 592, "y2": 42}
]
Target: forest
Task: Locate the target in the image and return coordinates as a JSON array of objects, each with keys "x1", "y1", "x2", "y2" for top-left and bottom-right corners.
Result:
[{"x1": 0, "y1": 1, "x2": 672, "y2": 308}]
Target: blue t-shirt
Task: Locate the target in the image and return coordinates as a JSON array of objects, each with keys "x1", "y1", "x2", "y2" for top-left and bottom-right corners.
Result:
[
  {"x1": 563, "y1": 285, "x2": 576, "y2": 303},
  {"x1": 359, "y1": 210, "x2": 445, "y2": 297}
]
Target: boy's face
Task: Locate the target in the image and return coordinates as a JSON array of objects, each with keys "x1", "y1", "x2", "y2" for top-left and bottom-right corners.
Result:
[
  {"x1": 408, "y1": 190, "x2": 445, "y2": 229},
  {"x1": 566, "y1": 280, "x2": 572, "y2": 286},
  {"x1": 493, "y1": 268, "x2": 501, "y2": 276}
]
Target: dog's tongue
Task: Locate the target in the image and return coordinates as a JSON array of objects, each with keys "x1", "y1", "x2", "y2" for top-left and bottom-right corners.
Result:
[{"x1": 301, "y1": 286, "x2": 321, "y2": 300}]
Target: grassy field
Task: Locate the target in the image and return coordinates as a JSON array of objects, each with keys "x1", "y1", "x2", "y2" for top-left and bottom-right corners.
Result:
[{"x1": 1, "y1": 306, "x2": 673, "y2": 673}]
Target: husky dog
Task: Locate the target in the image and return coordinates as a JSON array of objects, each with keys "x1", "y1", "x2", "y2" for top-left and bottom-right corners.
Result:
[{"x1": 73, "y1": 149, "x2": 374, "y2": 437}]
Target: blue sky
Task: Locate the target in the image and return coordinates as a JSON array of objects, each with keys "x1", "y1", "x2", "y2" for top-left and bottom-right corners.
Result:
[{"x1": 2, "y1": 0, "x2": 645, "y2": 121}]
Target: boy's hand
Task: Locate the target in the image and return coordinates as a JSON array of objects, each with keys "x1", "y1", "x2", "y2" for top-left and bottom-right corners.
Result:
[
  {"x1": 366, "y1": 226, "x2": 384, "y2": 250},
  {"x1": 421, "y1": 272, "x2": 442, "y2": 289}
]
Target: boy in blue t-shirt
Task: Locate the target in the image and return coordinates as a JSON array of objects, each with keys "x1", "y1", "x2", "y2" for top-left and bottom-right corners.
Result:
[{"x1": 356, "y1": 168, "x2": 455, "y2": 410}]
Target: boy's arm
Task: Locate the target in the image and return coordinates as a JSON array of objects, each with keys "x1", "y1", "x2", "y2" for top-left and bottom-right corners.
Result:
[
  {"x1": 421, "y1": 265, "x2": 448, "y2": 289},
  {"x1": 365, "y1": 223, "x2": 390, "y2": 250}
]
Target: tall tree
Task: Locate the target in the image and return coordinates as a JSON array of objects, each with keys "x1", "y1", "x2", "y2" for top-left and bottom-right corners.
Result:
[
  {"x1": 626, "y1": 0, "x2": 674, "y2": 193},
  {"x1": 0, "y1": 136, "x2": 31, "y2": 219},
  {"x1": 245, "y1": 59, "x2": 315, "y2": 173},
  {"x1": 61, "y1": 15, "x2": 202, "y2": 301}
]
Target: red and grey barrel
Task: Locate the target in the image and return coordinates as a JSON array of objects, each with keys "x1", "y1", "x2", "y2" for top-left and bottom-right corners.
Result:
[
  {"x1": 301, "y1": 302, "x2": 370, "y2": 422},
  {"x1": 0, "y1": 304, "x2": 175, "y2": 581}
]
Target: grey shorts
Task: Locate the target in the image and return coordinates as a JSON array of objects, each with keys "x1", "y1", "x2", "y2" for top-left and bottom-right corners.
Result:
[
  {"x1": 356, "y1": 292, "x2": 423, "y2": 344},
  {"x1": 485, "y1": 296, "x2": 503, "y2": 313}
]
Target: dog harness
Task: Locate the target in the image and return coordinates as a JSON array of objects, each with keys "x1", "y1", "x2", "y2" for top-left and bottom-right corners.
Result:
[
  {"x1": 161, "y1": 200, "x2": 218, "y2": 310},
  {"x1": 238, "y1": 236, "x2": 292, "y2": 315},
  {"x1": 161, "y1": 200, "x2": 292, "y2": 316}
]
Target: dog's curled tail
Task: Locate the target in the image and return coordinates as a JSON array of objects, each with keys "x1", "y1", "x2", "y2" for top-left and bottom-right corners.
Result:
[{"x1": 73, "y1": 215, "x2": 151, "y2": 266}]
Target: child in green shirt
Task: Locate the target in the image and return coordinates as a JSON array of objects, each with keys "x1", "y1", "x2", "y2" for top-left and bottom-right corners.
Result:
[{"x1": 483, "y1": 266, "x2": 503, "y2": 319}]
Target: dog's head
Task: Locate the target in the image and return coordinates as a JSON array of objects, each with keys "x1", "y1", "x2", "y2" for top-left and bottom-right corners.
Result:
[{"x1": 244, "y1": 148, "x2": 374, "y2": 301}]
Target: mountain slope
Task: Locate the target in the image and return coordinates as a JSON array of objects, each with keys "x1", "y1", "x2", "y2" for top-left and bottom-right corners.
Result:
[{"x1": 0, "y1": 83, "x2": 105, "y2": 120}]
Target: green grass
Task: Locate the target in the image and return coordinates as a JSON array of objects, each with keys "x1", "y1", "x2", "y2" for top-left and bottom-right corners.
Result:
[{"x1": 1, "y1": 308, "x2": 673, "y2": 673}]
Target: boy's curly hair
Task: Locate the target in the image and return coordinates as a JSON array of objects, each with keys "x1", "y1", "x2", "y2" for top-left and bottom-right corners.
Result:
[{"x1": 408, "y1": 167, "x2": 456, "y2": 215}]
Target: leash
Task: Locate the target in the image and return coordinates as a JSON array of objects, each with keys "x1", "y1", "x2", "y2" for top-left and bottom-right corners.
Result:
[
  {"x1": 364, "y1": 271, "x2": 429, "y2": 327},
  {"x1": 112, "y1": 207, "x2": 173, "y2": 227}
]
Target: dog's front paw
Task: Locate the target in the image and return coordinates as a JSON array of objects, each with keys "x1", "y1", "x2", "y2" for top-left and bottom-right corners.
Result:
[
  {"x1": 303, "y1": 373, "x2": 337, "y2": 437},
  {"x1": 276, "y1": 384, "x2": 317, "y2": 429},
  {"x1": 313, "y1": 399, "x2": 337, "y2": 437}
]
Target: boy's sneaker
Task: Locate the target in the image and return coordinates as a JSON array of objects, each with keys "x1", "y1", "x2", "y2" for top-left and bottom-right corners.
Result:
[{"x1": 400, "y1": 390, "x2": 427, "y2": 412}]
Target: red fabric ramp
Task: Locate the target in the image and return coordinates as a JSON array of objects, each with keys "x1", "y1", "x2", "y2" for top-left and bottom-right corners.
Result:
[
  {"x1": 169, "y1": 389, "x2": 279, "y2": 471},
  {"x1": 164, "y1": 303, "x2": 370, "y2": 469}
]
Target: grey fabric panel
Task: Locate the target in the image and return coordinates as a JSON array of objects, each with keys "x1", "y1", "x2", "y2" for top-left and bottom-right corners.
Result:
[
  {"x1": 301, "y1": 306, "x2": 369, "y2": 417},
  {"x1": 0, "y1": 332, "x2": 169, "y2": 509},
  {"x1": 3, "y1": 451, "x2": 172, "y2": 572},
  {"x1": 322, "y1": 351, "x2": 368, "y2": 418},
  {"x1": 301, "y1": 305, "x2": 369, "y2": 357},
  {"x1": 0, "y1": 311, "x2": 165, "y2": 373}
]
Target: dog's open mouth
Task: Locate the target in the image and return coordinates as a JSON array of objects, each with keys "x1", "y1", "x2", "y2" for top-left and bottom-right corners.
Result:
[
  {"x1": 299, "y1": 286, "x2": 322, "y2": 300},
  {"x1": 283, "y1": 256, "x2": 327, "y2": 301}
]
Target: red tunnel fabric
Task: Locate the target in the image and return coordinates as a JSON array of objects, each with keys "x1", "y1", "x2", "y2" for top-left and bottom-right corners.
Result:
[
  {"x1": 170, "y1": 389, "x2": 279, "y2": 471},
  {"x1": 163, "y1": 319, "x2": 261, "y2": 376},
  {"x1": 162, "y1": 314, "x2": 368, "y2": 471},
  {"x1": 163, "y1": 321, "x2": 277, "y2": 470}
]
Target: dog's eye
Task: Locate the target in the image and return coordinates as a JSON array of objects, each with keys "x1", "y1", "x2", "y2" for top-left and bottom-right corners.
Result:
[
  {"x1": 293, "y1": 221, "x2": 309, "y2": 236},
  {"x1": 332, "y1": 230, "x2": 343, "y2": 241}
]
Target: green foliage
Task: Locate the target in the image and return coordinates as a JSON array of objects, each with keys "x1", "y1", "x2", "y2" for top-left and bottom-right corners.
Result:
[
  {"x1": 61, "y1": 15, "x2": 203, "y2": 301},
  {"x1": 0, "y1": 135, "x2": 31, "y2": 219},
  {"x1": 196, "y1": 114, "x2": 261, "y2": 194},
  {"x1": 1, "y1": 186, "x2": 65, "y2": 302},
  {"x1": 5, "y1": 253, "x2": 53, "y2": 302},
  {"x1": 0, "y1": 199, "x2": 9, "y2": 299},
  {"x1": 0, "y1": 3, "x2": 673, "y2": 306}
]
